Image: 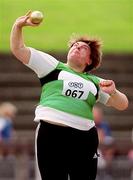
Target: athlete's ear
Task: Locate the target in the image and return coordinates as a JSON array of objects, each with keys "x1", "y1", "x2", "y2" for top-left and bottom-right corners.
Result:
[{"x1": 86, "y1": 58, "x2": 92, "y2": 65}]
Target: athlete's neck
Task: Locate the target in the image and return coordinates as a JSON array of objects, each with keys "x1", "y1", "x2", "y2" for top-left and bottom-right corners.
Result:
[{"x1": 66, "y1": 63, "x2": 85, "y2": 73}]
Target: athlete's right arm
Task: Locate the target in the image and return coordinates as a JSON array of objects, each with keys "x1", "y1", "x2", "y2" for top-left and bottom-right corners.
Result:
[
  {"x1": 10, "y1": 12, "x2": 39, "y2": 64},
  {"x1": 10, "y1": 12, "x2": 59, "y2": 78}
]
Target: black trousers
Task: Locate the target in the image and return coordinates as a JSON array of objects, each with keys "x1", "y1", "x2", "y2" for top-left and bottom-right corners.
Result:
[{"x1": 36, "y1": 120, "x2": 99, "y2": 180}]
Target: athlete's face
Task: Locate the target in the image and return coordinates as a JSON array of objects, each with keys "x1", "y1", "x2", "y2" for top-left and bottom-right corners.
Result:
[{"x1": 67, "y1": 41, "x2": 92, "y2": 71}]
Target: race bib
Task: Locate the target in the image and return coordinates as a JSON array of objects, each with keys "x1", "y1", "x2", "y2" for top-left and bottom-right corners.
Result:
[
  {"x1": 62, "y1": 80, "x2": 97, "y2": 100},
  {"x1": 59, "y1": 71, "x2": 97, "y2": 100}
]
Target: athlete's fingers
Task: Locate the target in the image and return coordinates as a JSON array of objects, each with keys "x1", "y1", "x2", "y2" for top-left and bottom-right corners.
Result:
[
  {"x1": 25, "y1": 10, "x2": 32, "y2": 17},
  {"x1": 99, "y1": 80, "x2": 113, "y2": 87}
]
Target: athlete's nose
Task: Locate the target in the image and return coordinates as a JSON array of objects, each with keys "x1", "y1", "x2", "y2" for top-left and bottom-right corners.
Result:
[{"x1": 76, "y1": 44, "x2": 81, "y2": 50}]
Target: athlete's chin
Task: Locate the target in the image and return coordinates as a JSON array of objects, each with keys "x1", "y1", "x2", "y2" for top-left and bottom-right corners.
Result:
[
  {"x1": 69, "y1": 54, "x2": 80, "y2": 62},
  {"x1": 69, "y1": 58, "x2": 80, "y2": 65}
]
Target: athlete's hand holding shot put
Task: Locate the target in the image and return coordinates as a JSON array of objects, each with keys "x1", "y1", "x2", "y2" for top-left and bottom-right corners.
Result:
[{"x1": 10, "y1": 11, "x2": 128, "y2": 180}]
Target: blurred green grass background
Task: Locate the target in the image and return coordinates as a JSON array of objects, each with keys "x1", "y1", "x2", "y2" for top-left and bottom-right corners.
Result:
[{"x1": 0, "y1": 0, "x2": 132, "y2": 53}]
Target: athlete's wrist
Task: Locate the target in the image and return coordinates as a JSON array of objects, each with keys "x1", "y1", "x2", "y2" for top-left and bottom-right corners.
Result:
[{"x1": 110, "y1": 89, "x2": 117, "y2": 96}]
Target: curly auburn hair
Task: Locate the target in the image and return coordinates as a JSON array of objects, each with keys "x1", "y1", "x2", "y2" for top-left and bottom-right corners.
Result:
[{"x1": 68, "y1": 34, "x2": 103, "y2": 72}]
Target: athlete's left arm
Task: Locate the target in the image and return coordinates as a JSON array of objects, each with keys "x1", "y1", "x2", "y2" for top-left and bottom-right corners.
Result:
[{"x1": 99, "y1": 80, "x2": 128, "y2": 110}]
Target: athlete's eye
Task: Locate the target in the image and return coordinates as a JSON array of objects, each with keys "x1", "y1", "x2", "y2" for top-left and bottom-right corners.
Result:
[
  {"x1": 73, "y1": 42, "x2": 79, "y2": 47},
  {"x1": 82, "y1": 45, "x2": 89, "y2": 50}
]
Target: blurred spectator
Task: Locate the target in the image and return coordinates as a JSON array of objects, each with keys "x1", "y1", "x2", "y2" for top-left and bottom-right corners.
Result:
[
  {"x1": 93, "y1": 106, "x2": 115, "y2": 179},
  {"x1": 93, "y1": 106, "x2": 112, "y2": 144},
  {"x1": 0, "y1": 102, "x2": 17, "y2": 157},
  {"x1": 127, "y1": 147, "x2": 133, "y2": 161},
  {"x1": 127, "y1": 129, "x2": 133, "y2": 161},
  {"x1": 128, "y1": 145, "x2": 133, "y2": 180},
  {"x1": 0, "y1": 102, "x2": 17, "y2": 143},
  {"x1": 127, "y1": 129, "x2": 133, "y2": 180},
  {"x1": 101, "y1": 137, "x2": 115, "y2": 164}
]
